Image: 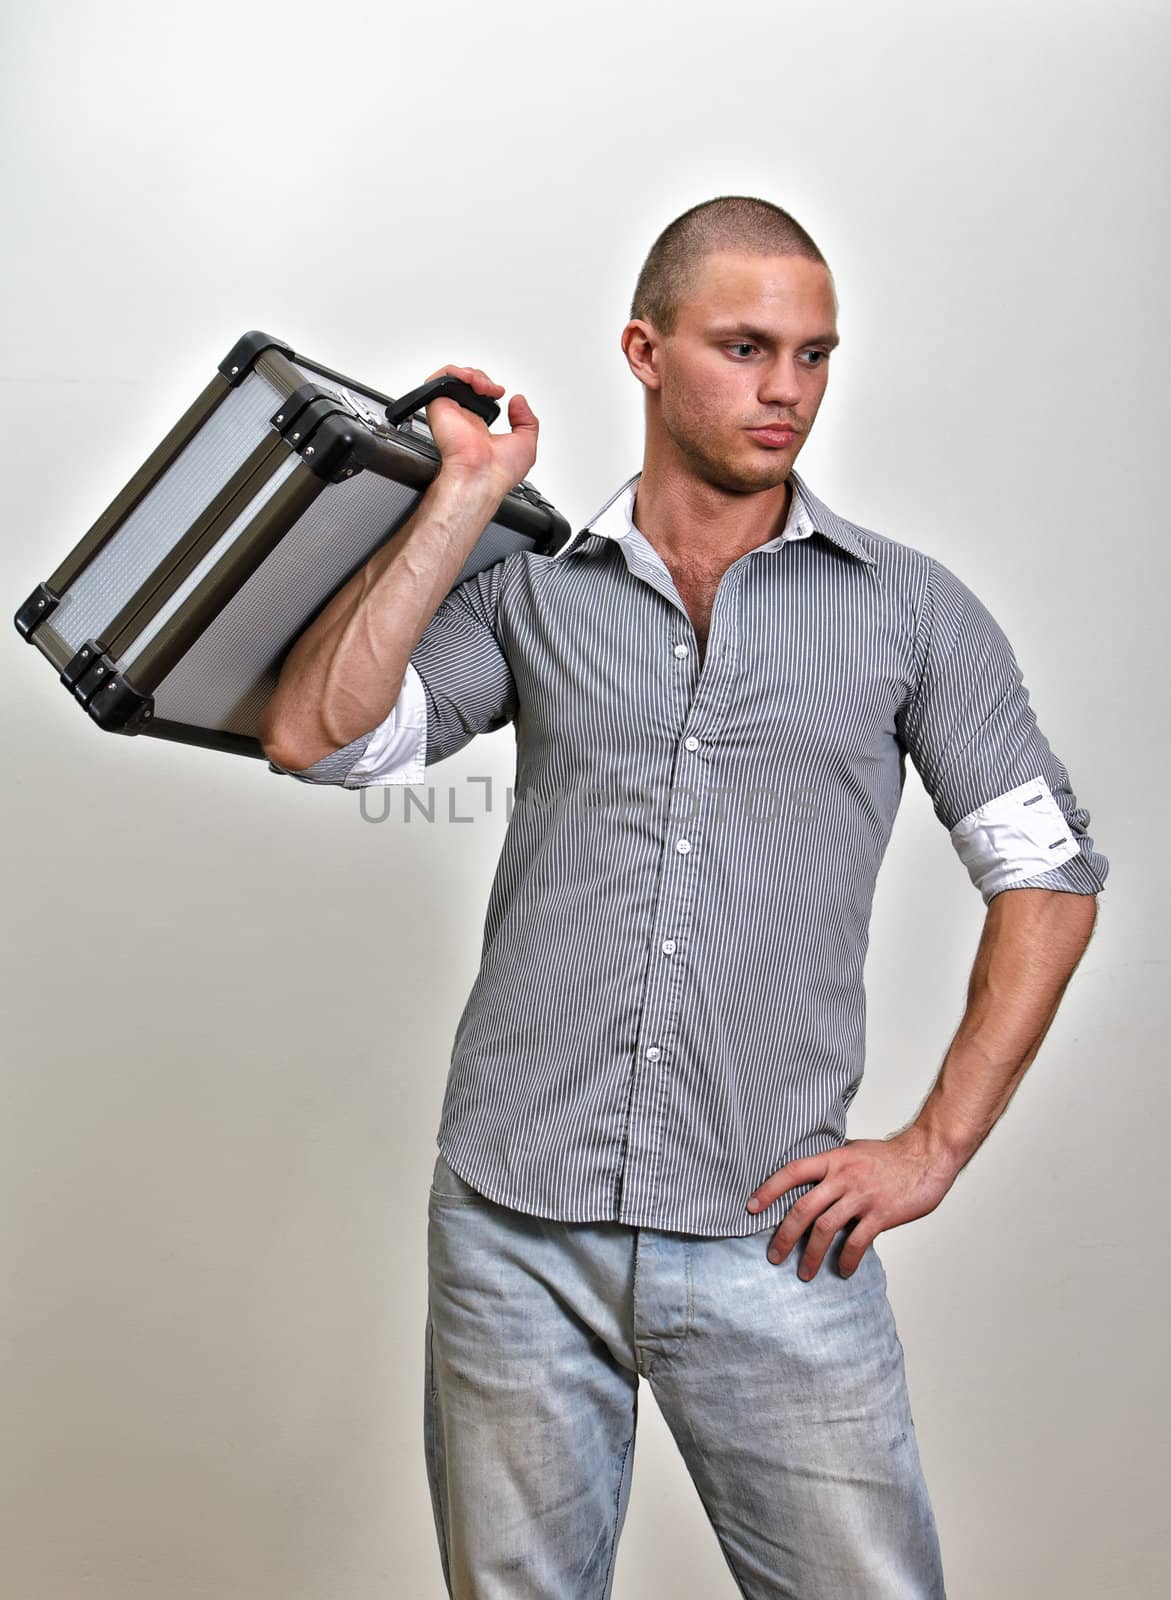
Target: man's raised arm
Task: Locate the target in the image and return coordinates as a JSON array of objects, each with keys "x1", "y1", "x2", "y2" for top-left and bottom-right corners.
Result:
[{"x1": 257, "y1": 364, "x2": 538, "y2": 773}]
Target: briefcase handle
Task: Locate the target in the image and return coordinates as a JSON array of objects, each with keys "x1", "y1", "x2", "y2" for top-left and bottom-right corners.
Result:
[{"x1": 385, "y1": 375, "x2": 500, "y2": 430}]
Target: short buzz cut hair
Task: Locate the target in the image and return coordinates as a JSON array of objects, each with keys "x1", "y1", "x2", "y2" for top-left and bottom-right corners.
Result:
[{"x1": 629, "y1": 195, "x2": 828, "y2": 337}]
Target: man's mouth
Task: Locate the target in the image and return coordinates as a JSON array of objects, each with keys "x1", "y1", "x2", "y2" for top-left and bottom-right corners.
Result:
[{"x1": 746, "y1": 425, "x2": 800, "y2": 447}]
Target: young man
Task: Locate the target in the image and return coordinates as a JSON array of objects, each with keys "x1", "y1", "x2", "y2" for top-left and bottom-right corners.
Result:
[{"x1": 260, "y1": 196, "x2": 1108, "y2": 1598}]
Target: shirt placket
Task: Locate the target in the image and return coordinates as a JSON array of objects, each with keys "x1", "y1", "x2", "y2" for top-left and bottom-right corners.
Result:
[{"x1": 615, "y1": 548, "x2": 744, "y2": 1224}]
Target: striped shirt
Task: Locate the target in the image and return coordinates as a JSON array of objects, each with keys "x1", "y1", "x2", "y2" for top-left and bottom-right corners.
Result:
[{"x1": 269, "y1": 468, "x2": 1109, "y2": 1236}]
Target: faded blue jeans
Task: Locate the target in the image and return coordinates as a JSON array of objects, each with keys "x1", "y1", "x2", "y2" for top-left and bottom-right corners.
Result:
[{"x1": 424, "y1": 1150, "x2": 946, "y2": 1599}]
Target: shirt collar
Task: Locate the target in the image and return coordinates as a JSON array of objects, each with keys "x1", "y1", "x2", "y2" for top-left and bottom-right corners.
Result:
[{"x1": 553, "y1": 469, "x2": 877, "y2": 567}]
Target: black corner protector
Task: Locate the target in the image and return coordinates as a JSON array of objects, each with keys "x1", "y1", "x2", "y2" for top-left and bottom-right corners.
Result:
[
  {"x1": 298, "y1": 414, "x2": 361, "y2": 482},
  {"x1": 61, "y1": 639, "x2": 109, "y2": 693},
  {"x1": 14, "y1": 582, "x2": 59, "y2": 639},
  {"x1": 61, "y1": 643, "x2": 151, "y2": 732},
  {"x1": 219, "y1": 330, "x2": 294, "y2": 386},
  {"x1": 270, "y1": 383, "x2": 327, "y2": 438},
  {"x1": 279, "y1": 393, "x2": 355, "y2": 451},
  {"x1": 82, "y1": 669, "x2": 153, "y2": 732}
]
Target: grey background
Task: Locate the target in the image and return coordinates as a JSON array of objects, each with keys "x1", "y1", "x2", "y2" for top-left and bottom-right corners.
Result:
[{"x1": 2, "y1": 1, "x2": 1166, "y2": 1595}]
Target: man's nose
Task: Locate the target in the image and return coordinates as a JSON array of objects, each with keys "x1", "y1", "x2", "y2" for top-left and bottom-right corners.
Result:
[{"x1": 756, "y1": 359, "x2": 803, "y2": 408}]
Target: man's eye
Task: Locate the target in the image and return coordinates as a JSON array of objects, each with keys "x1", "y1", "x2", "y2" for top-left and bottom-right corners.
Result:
[{"x1": 724, "y1": 345, "x2": 830, "y2": 365}]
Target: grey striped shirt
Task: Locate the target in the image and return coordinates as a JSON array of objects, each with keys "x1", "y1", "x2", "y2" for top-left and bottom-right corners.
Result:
[{"x1": 269, "y1": 468, "x2": 1109, "y2": 1236}]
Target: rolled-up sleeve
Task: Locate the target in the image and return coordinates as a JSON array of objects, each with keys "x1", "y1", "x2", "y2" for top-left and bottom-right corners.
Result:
[
  {"x1": 895, "y1": 557, "x2": 1109, "y2": 905},
  {"x1": 267, "y1": 556, "x2": 517, "y2": 788}
]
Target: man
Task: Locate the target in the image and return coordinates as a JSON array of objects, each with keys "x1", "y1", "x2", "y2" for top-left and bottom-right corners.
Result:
[{"x1": 259, "y1": 196, "x2": 1108, "y2": 1598}]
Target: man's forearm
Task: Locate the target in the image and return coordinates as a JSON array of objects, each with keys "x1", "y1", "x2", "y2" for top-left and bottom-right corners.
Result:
[
  {"x1": 901, "y1": 887, "x2": 1099, "y2": 1172},
  {"x1": 257, "y1": 467, "x2": 505, "y2": 771}
]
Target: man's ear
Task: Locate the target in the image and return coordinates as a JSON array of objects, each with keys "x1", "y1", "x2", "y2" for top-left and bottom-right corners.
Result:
[{"x1": 621, "y1": 319, "x2": 662, "y2": 391}]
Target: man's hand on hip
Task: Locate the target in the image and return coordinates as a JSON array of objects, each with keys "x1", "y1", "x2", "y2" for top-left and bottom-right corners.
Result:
[{"x1": 744, "y1": 1128, "x2": 959, "y2": 1280}]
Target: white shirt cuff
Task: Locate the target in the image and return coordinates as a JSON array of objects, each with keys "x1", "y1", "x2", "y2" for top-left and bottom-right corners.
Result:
[
  {"x1": 341, "y1": 660, "x2": 428, "y2": 787},
  {"x1": 949, "y1": 775, "x2": 1082, "y2": 904}
]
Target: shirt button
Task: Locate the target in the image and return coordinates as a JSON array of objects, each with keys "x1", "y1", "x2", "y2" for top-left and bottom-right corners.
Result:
[
  {"x1": 675, "y1": 838, "x2": 691, "y2": 854},
  {"x1": 661, "y1": 939, "x2": 677, "y2": 955},
  {"x1": 645, "y1": 1045, "x2": 661, "y2": 1061},
  {"x1": 672, "y1": 643, "x2": 689, "y2": 658},
  {"x1": 684, "y1": 736, "x2": 700, "y2": 752}
]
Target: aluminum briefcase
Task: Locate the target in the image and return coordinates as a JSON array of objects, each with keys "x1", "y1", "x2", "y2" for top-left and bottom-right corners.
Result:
[{"x1": 14, "y1": 329, "x2": 571, "y2": 764}]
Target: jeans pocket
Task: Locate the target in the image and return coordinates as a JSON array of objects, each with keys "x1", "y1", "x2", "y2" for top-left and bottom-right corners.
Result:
[{"x1": 429, "y1": 1149, "x2": 487, "y2": 1206}]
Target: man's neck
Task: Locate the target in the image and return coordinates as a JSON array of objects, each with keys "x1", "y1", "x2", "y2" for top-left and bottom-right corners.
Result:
[{"x1": 630, "y1": 465, "x2": 794, "y2": 569}]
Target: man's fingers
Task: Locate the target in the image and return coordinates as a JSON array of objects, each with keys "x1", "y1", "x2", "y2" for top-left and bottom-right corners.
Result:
[
  {"x1": 746, "y1": 1154, "x2": 825, "y2": 1211},
  {"x1": 425, "y1": 363, "x2": 505, "y2": 397},
  {"x1": 508, "y1": 393, "x2": 538, "y2": 428},
  {"x1": 836, "y1": 1228, "x2": 878, "y2": 1279}
]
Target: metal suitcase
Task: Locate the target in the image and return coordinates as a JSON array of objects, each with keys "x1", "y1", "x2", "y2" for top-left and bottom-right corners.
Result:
[{"x1": 13, "y1": 329, "x2": 570, "y2": 764}]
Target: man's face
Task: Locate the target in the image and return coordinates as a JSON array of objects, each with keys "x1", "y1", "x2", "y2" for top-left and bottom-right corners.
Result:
[{"x1": 627, "y1": 251, "x2": 839, "y2": 494}]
